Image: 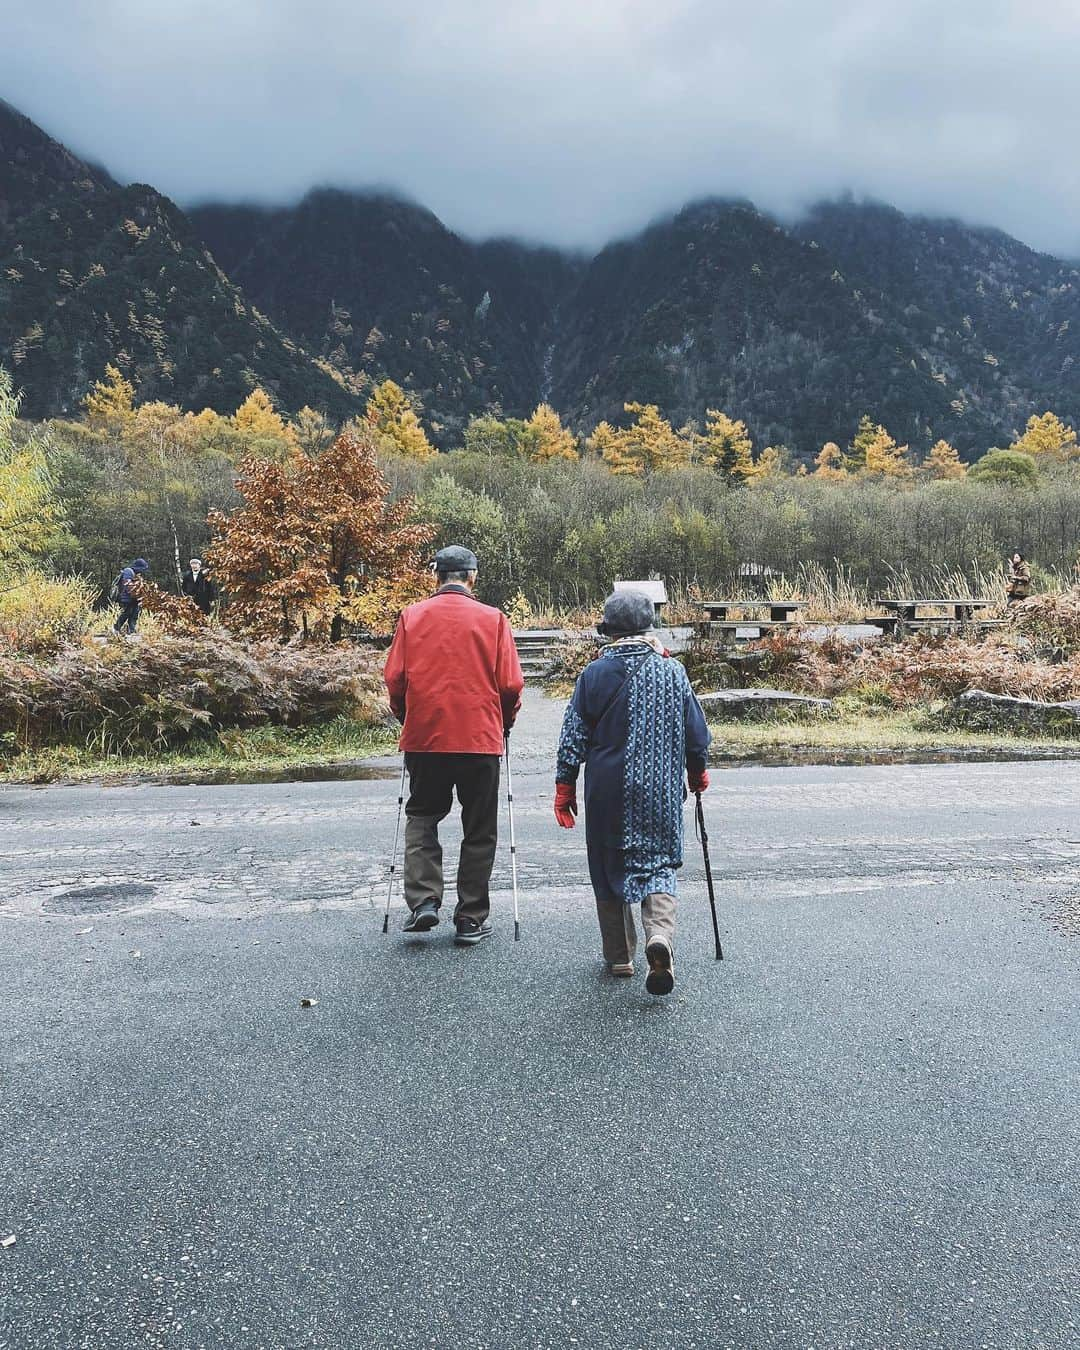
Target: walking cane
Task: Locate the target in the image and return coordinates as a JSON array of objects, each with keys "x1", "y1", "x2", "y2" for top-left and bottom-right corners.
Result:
[
  {"x1": 504, "y1": 736, "x2": 521, "y2": 942},
  {"x1": 381, "y1": 761, "x2": 407, "y2": 934},
  {"x1": 695, "y1": 792, "x2": 723, "y2": 961}
]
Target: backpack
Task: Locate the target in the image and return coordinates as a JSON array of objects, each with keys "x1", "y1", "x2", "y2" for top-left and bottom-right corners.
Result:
[{"x1": 108, "y1": 572, "x2": 124, "y2": 605}]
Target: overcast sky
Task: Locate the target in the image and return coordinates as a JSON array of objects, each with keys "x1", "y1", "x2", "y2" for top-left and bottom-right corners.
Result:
[{"x1": 4, "y1": 0, "x2": 1079, "y2": 255}]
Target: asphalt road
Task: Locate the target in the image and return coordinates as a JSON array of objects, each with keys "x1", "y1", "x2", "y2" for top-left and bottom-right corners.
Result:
[{"x1": 1, "y1": 692, "x2": 1078, "y2": 1349}]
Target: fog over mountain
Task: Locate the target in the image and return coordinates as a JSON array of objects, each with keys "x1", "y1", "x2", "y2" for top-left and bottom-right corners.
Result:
[{"x1": 3, "y1": 0, "x2": 1079, "y2": 256}]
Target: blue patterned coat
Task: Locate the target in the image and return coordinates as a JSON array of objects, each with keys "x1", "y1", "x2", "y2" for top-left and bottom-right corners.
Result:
[{"x1": 556, "y1": 643, "x2": 711, "y2": 904}]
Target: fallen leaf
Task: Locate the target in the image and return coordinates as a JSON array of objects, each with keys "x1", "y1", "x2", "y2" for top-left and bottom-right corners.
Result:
[{"x1": 299, "y1": 997, "x2": 318, "y2": 1008}]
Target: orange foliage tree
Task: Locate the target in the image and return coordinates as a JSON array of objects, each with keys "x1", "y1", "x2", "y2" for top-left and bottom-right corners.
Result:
[{"x1": 207, "y1": 428, "x2": 434, "y2": 641}]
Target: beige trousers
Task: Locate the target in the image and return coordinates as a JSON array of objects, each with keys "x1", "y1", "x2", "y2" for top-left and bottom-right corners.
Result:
[{"x1": 595, "y1": 893, "x2": 675, "y2": 964}]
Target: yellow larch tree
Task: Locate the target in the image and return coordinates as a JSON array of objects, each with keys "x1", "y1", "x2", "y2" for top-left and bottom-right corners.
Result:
[
  {"x1": 585, "y1": 421, "x2": 618, "y2": 462},
  {"x1": 365, "y1": 379, "x2": 435, "y2": 460},
  {"x1": 813, "y1": 442, "x2": 847, "y2": 480},
  {"x1": 752, "y1": 445, "x2": 788, "y2": 480},
  {"x1": 0, "y1": 371, "x2": 67, "y2": 574},
  {"x1": 862, "y1": 426, "x2": 913, "y2": 478},
  {"x1": 1009, "y1": 412, "x2": 1078, "y2": 460},
  {"x1": 698, "y1": 410, "x2": 755, "y2": 482},
  {"x1": 83, "y1": 364, "x2": 136, "y2": 438},
  {"x1": 601, "y1": 403, "x2": 691, "y2": 476},
  {"x1": 922, "y1": 438, "x2": 967, "y2": 480},
  {"x1": 232, "y1": 388, "x2": 299, "y2": 459},
  {"x1": 526, "y1": 404, "x2": 578, "y2": 462}
]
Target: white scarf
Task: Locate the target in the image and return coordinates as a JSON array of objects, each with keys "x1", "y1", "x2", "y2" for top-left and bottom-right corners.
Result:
[{"x1": 606, "y1": 632, "x2": 667, "y2": 656}]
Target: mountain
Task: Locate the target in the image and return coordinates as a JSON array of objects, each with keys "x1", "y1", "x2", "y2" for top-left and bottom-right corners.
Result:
[
  {"x1": 550, "y1": 198, "x2": 965, "y2": 454},
  {"x1": 0, "y1": 103, "x2": 358, "y2": 419},
  {"x1": 795, "y1": 200, "x2": 1080, "y2": 445},
  {"x1": 3, "y1": 100, "x2": 1079, "y2": 456},
  {"x1": 190, "y1": 191, "x2": 582, "y2": 440}
]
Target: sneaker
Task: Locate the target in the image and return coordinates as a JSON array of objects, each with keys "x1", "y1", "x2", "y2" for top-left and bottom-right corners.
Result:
[
  {"x1": 644, "y1": 936, "x2": 675, "y2": 995},
  {"x1": 403, "y1": 900, "x2": 439, "y2": 933},
  {"x1": 454, "y1": 917, "x2": 493, "y2": 946},
  {"x1": 609, "y1": 961, "x2": 635, "y2": 977}
]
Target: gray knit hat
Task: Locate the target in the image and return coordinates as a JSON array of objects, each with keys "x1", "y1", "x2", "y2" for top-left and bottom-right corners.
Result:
[{"x1": 598, "y1": 589, "x2": 654, "y2": 637}]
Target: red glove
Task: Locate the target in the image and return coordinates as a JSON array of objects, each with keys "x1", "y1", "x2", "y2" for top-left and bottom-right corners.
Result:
[
  {"x1": 554, "y1": 782, "x2": 578, "y2": 829},
  {"x1": 688, "y1": 768, "x2": 710, "y2": 794}
]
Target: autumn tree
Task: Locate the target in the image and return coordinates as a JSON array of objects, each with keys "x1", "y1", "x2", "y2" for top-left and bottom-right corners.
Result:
[
  {"x1": 585, "y1": 421, "x2": 618, "y2": 462},
  {"x1": 861, "y1": 425, "x2": 912, "y2": 478},
  {"x1": 753, "y1": 445, "x2": 789, "y2": 480},
  {"x1": 366, "y1": 379, "x2": 435, "y2": 460},
  {"x1": 526, "y1": 404, "x2": 578, "y2": 462},
  {"x1": 232, "y1": 388, "x2": 299, "y2": 460},
  {"x1": 846, "y1": 416, "x2": 885, "y2": 472},
  {"x1": 292, "y1": 406, "x2": 337, "y2": 457},
  {"x1": 207, "y1": 427, "x2": 434, "y2": 641},
  {"x1": 698, "y1": 410, "x2": 754, "y2": 482},
  {"x1": 83, "y1": 364, "x2": 136, "y2": 438},
  {"x1": 922, "y1": 438, "x2": 967, "y2": 480},
  {"x1": 0, "y1": 370, "x2": 68, "y2": 576},
  {"x1": 599, "y1": 403, "x2": 691, "y2": 476},
  {"x1": 1009, "y1": 412, "x2": 1078, "y2": 461},
  {"x1": 813, "y1": 442, "x2": 847, "y2": 480}
]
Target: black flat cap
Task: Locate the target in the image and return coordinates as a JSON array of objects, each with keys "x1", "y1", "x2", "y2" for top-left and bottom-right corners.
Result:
[{"x1": 434, "y1": 544, "x2": 479, "y2": 574}]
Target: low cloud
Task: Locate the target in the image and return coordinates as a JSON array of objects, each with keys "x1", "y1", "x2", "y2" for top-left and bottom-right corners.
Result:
[{"x1": 4, "y1": 0, "x2": 1078, "y2": 255}]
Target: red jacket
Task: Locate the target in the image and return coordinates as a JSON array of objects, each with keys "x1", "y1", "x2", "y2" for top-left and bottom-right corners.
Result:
[{"x1": 384, "y1": 586, "x2": 524, "y2": 755}]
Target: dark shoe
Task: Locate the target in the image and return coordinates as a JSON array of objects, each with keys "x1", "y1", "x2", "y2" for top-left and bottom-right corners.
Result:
[
  {"x1": 645, "y1": 936, "x2": 675, "y2": 995},
  {"x1": 403, "y1": 900, "x2": 439, "y2": 933},
  {"x1": 454, "y1": 917, "x2": 493, "y2": 946}
]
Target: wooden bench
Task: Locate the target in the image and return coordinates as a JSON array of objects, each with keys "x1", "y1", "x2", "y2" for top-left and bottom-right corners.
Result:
[
  {"x1": 697, "y1": 599, "x2": 806, "y2": 624},
  {"x1": 873, "y1": 598, "x2": 996, "y2": 623}
]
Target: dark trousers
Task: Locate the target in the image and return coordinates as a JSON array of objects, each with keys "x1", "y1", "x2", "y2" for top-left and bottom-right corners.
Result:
[
  {"x1": 403, "y1": 753, "x2": 501, "y2": 924},
  {"x1": 114, "y1": 601, "x2": 140, "y2": 633}
]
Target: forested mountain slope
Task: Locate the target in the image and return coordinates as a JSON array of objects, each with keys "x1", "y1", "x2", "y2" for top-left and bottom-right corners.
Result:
[{"x1": 3, "y1": 100, "x2": 1078, "y2": 456}]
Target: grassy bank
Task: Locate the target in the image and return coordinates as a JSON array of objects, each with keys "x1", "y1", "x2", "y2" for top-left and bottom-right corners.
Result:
[
  {"x1": 0, "y1": 718, "x2": 399, "y2": 786},
  {"x1": 706, "y1": 705, "x2": 1080, "y2": 764}
]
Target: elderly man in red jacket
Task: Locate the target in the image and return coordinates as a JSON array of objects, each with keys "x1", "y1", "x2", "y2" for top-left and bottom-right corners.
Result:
[{"x1": 384, "y1": 545, "x2": 524, "y2": 944}]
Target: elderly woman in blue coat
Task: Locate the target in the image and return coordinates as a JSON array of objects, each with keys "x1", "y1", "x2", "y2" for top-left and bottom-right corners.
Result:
[{"x1": 554, "y1": 590, "x2": 711, "y2": 995}]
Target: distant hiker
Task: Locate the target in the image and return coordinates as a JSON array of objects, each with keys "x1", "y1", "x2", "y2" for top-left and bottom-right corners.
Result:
[
  {"x1": 181, "y1": 558, "x2": 217, "y2": 615},
  {"x1": 1007, "y1": 551, "x2": 1032, "y2": 605},
  {"x1": 383, "y1": 545, "x2": 524, "y2": 945},
  {"x1": 111, "y1": 558, "x2": 149, "y2": 635},
  {"x1": 554, "y1": 590, "x2": 711, "y2": 995}
]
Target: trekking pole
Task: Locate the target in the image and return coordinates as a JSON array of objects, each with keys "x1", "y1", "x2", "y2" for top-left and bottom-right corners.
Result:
[
  {"x1": 381, "y1": 761, "x2": 407, "y2": 934},
  {"x1": 504, "y1": 736, "x2": 521, "y2": 942},
  {"x1": 695, "y1": 792, "x2": 723, "y2": 961}
]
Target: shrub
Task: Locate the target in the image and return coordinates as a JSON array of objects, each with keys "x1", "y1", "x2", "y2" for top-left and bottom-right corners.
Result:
[
  {"x1": 0, "y1": 633, "x2": 390, "y2": 754},
  {"x1": 747, "y1": 630, "x2": 1080, "y2": 705},
  {"x1": 0, "y1": 570, "x2": 97, "y2": 655},
  {"x1": 546, "y1": 636, "x2": 601, "y2": 693},
  {"x1": 1009, "y1": 587, "x2": 1080, "y2": 657}
]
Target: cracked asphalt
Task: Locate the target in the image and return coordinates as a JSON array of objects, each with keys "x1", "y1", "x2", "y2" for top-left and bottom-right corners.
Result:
[{"x1": 1, "y1": 690, "x2": 1078, "y2": 1349}]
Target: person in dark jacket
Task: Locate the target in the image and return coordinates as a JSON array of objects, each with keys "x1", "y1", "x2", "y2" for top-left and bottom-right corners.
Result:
[
  {"x1": 383, "y1": 545, "x2": 524, "y2": 945},
  {"x1": 1007, "y1": 551, "x2": 1032, "y2": 605},
  {"x1": 113, "y1": 558, "x2": 150, "y2": 634},
  {"x1": 181, "y1": 558, "x2": 217, "y2": 615},
  {"x1": 554, "y1": 590, "x2": 711, "y2": 995}
]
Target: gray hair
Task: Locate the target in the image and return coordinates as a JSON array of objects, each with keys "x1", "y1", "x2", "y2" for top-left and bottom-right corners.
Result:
[{"x1": 438, "y1": 568, "x2": 475, "y2": 583}]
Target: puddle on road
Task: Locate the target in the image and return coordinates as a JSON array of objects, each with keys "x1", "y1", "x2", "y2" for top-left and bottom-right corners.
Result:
[{"x1": 44, "y1": 882, "x2": 157, "y2": 914}]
